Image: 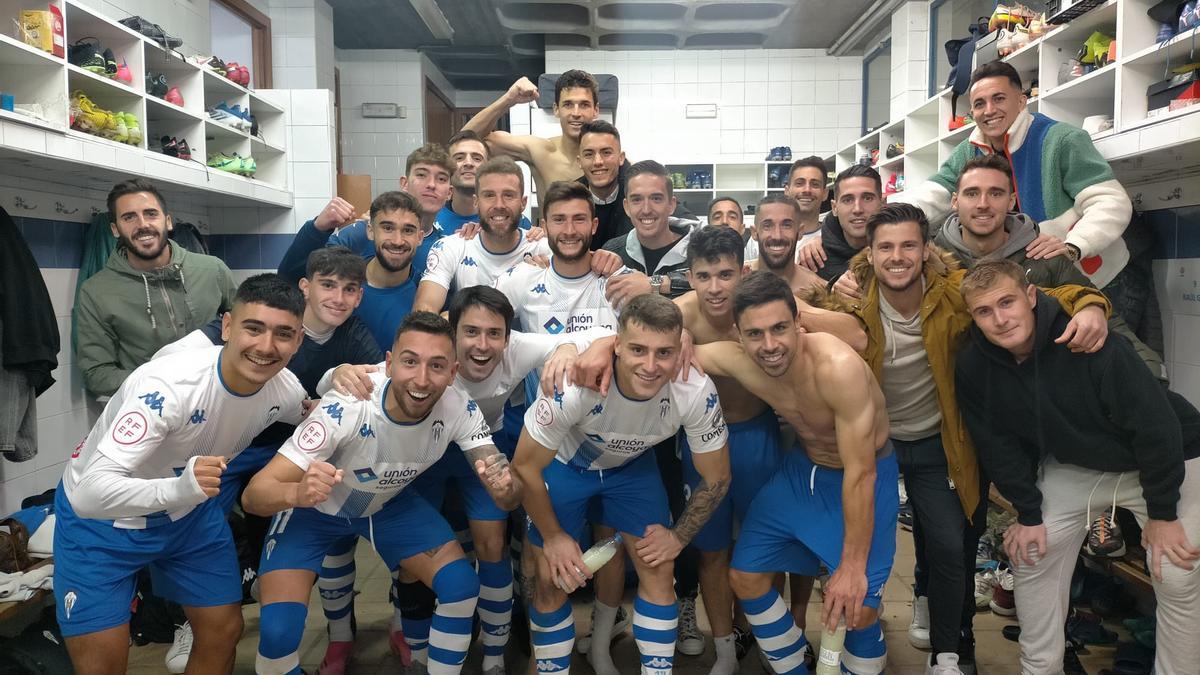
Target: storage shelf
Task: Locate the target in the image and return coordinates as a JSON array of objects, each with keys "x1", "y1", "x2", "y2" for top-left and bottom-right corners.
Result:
[
  {"x1": 0, "y1": 33, "x2": 65, "y2": 67},
  {"x1": 67, "y1": 63, "x2": 141, "y2": 98},
  {"x1": 251, "y1": 136, "x2": 286, "y2": 154},
  {"x1": 0, "y1": 107, "x2": 65, "y2": 133},
  {"x1": 1124, "y1": 25, "x2": 1200, "y2": 67},
  {"x1": 146, "y1": 96, "x2": 202, "y2": 123},
  {"x1": 1041, "y1": 63, "x2": 1116, "y2": 101},
  {"x1": 939, "y1": 122, "x2": 975, "y2": 144},
  {"x1": 1044, "y1": 0, "x2": 1118, "y2": 43}
]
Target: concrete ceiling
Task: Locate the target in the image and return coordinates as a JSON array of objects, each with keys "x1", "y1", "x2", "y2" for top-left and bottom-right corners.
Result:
[{"x1": 330, "y1": 0, "x2": 878, "y2": 91}]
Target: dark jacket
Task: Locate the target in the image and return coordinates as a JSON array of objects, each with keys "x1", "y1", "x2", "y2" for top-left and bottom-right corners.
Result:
[
  {"x1": 601, "y1": 218, "x2": 697, "y2": 298},
  {"x1": 580, "y1": 161, "x2": 632, "y2": 249},
  {"x1": 816, "y1": 212, "x2": 865, "y2": 284},
  {"x1": 955, "y1": 296, "x2": 1200, "y2": 525},
  {"x1": 1, "y1": 208, "x2": 59, "y2": 394}
]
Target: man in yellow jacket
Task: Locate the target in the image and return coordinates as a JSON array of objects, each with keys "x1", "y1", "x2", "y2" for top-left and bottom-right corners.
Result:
[{"x1": 810, "y1": 203, "x2": 1112, "y2": 675}]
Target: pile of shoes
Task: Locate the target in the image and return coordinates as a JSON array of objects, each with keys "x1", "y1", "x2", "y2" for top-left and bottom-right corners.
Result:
[
  {"x1": 670, "y1": 172, "x2": 687, "y2": 189},
  {"x1": 146, "y1": 72, "x2": 184, "y2": 107},
  {"x1": 70, "y1": 90, "x2": 142, "y2": 146},
  {"x1": 685, "y1": 170, "x2": 712, "y2": 189},
  {"x1": 766, "y1": 146, "x2": 792, "y2": 161},
  {"x1": 158, "y1": 136, "x2": 192, "y2": 161},
  {"x1": 68, "y1": 38, "x2": 134, "y2": 85},
  {"x1": 208, "y1": 152, "x2": 256, "y2": 177},
  {"x1": 767, "y1": 165, "x2": 788, "y2": 188},
  {"x1": 208, "y1": 101, "x2": 253, "y2": 132},
  {"x1": 884, "y1": 173, "x2": 906, "y2": 197},
  {"x1": 190, "y1": 55, "x2": 251, "y2": 87},
  {"x1": 948, "y1": 113, "x2": 975, "y2": 131}
]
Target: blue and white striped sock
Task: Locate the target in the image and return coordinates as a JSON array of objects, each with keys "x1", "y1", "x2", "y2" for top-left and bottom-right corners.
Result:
[
  {"x1": 633, "y1": 596, "x2": 677, "y2": 675},
  {"x1": 842, "y1": 620, "x2": 886, "y2": 674},
  {"x1": 742, "y1": 589, "x2": 809, "y2": 674},
  {"x1": 476, "y1": 558, "x2": 513, "y2": 672},
  {"x1": 317, "y1": 538, "x2": 358, "y2": 642},
  {"x1": 530, "y1": 599, "x2": 575, "y2": 673},
  {"x1": 428, "y1": 558, "x2": 479, "y2": 674}
]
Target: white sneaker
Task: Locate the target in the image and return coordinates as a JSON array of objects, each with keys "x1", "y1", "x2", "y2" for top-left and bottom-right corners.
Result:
[
  {"x1": 908, "y1": 595, "x2": 931, "y2": 649},
  {"x1": 576, "y1": 604, "x2": 630, "y2": 654},
  {"x1": 678, "y1": 597, "x2": 705, "y2": 656},
  {"x1": 973, "y1": 570, "x2": 996, "y2": 610},
  {"x1": 165, "y1": 622, "x2": 193, "y2": 674},
  {"x1": 925, "y1": 652, "x2": 964, "y2": 674}
]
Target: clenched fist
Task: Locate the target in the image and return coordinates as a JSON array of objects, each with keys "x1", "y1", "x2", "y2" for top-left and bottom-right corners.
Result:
[
  {"x1": 192, "y1": 455, "x2": 227, "y2": 498},
  {"x1": 295, "y1": 461, "x2": 344, "y2": 508}
]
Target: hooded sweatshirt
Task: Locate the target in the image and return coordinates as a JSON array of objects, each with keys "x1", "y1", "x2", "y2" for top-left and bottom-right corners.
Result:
[
  {"x1": 815, "y1": 212, "x2": 866, "y2": 284},
  {"x1": 955, "y1": 295, "x2": 1200, "y2": 525},
  {"x1": 75, "y1": 240, "x2": 237, "y2": 396}
]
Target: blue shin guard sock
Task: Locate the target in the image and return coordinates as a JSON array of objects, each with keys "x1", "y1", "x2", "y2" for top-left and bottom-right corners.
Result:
[
  {"x1": 476, "y1": 558, "x2": 513, "y2": 671},
  {"x1": 742, "y1": 589, "x2": 809, "y2": 674},
  {"x1": 318, "y1": 539, "x2": 358, "y2": 642},
  {"x1": 428, "y1": 558, "x2": 479, "y2": 673},
  {"x1": 841, "y1": 620, "x2": 886, "y2": 674},
  {"x1": 530, "y1": 599, "x2": 575, "y2": 673},
  {"x1": 397, "y1": 577, "x2": 436, "y2": 664},
  {"x1": 633, "y1": 596, "x2": 678, "y2": 675},
  {"x1": 256, "y1": 601, "x2": 308, "y2": 675}
]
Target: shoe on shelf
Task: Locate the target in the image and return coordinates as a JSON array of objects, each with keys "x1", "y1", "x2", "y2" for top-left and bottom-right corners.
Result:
[
  {"x1": 115, "y1": 59, "x2": 132, "y2": 85},
  {"x1": 102, "y1": 47, "x2": 117, "y2": 78},
  {"x1": 165, "y1": 86, "x2": 184, "y2": 107},
  {"x1": 925, "y1": 652, "x2": 963, "y2": 675},
  {"x1": 229, "y1": 104, "x2": 252, "y2": 131},
  {"x1": 909, "y1": 593, "x2": 931, "y2": 649},
  {"x1": 782, "y1": 146, "x2": 792, "y2": 160},
  {"x1": 237, "y1": 64, "x2": 251, "y2": 87},
  {"x1": 146, "y1": 72, "x2": 168, "y2": 97},
  {"x1": 209, "y1": 101, "x2": 239, "y2": 127},
  {"x1": 973, "y1": 570, "x2": 996, "y2": 610},
  {"x1": 677, "y1": 596, "x2": 705, "y2": 656},
  {"x1": 123, "y1": 112, "x2": 142, "y2": 145},
  {"x1": 101, "y1": 108, "x2": 128, "y2": 143},
  {"x1": 318, "y1": 640, "x2": 354, "y2": 675},
  {"x1": 70, "y1": 90, "x2": 114, "y2": 134},
  {"x1": 990, "y1": 567, "x2": 1016, "y2": 616},
  {"x1": 164, "y1": 622, "x2": 192, "y2": 674},
  {"x1": 175, "y1": 137, "x2": 192, "y2": 161},
  {"x1": 208, "y1": 152, "x2": 240, "y2": 173},
  {"x1": 68, "y1": 38, "x2": 106, "y2": 74},
  {"x1": 576, "y1": 604, "x2": 631, "y2": 655},
  {"x1": 225, "y1": 61, "x2": 242, "y2": 83},
  {"x1": 1086, "y1": 506, "x2": 1126, "y2": 557},
  {"x1": 238, "y1": 153, "x2": 256, "y2": 177},
  {"x1": 161, "y1": 135, "x2": 179, "y2": 157}
]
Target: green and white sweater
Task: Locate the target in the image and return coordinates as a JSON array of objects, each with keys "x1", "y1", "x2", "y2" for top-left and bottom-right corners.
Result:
[{"x1": 900, "y1": 109, "x2": 1132, "y2": 288}]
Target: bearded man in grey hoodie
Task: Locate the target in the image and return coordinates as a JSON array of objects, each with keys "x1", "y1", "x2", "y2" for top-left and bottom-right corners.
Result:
[{"x1": 934, "y1": 154, "x2": 1162, "y2": 375}]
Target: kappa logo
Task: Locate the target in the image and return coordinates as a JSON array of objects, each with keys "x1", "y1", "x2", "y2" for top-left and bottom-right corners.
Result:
[
  {"x1": 432, "y1": 420, "x2": 445, "y2": 444},
  {"x1": 553, "y1": 389, "x2": 565, "y2": 409},
  {"x1": 531, "y1": 283, "x2": 549, "y2": 294},
  {"x1": 705, "y1": 392, "x2": 718, "y2": 411},
  {"x1": 188, "y1": 409, "x2": 207, "y2": 425},
  {"x1": 354, "y1": 467, "x2": 378, "y2": 482},
  {"x1": 466, "y1": 400, "x2": 478, "y2": 415},
  {"x1": 589, "y1": 403, "x2": 604, "y2": 416},
  {"x1": 644, "y1": 657, "x2": 673, "y2": 669},
  {"x1": 543, "y1": 317, "x2": 564, "y2": 334},
  {"x1": 63, "y1": 591, "x2": 77, "y2": 620},
  {"x1": 138, "y1": 391, "x2": 166, "y2": 417},
  {"x1": 462, "y1": 256, "x2": 477, "y2": 267},
  {"x1": 358, "y1": 423, "x2": 375, "y2": 438},
  {"x1": 323, "y1": 402, "x2": 345, "y2": 424}
]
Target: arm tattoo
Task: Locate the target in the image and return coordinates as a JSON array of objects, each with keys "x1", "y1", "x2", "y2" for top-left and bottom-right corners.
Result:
[
  {"x1": 672, "y1": 476, "x2": 730, "y2": 546},
  {"x1": 463, "y1": 444, "x2": 522, "y2": 510}
]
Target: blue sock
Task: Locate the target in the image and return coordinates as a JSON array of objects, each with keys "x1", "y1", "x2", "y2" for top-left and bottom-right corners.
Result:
[
  {"x1": 476, "y1": 557, "x2": 513, "y2": 670},
  {"x1": 256, "y1": 601, "x2": 307, "y2": 675},
  {"x1": 428, "y1": 558, "x2": 479, "y2": 671},
  {"x1": 530, "y1": 599, "x2": 574, "y2": 673},
  {"x1": 742, "y1": 589, "x2": 809, "y2": 674},
  {"x1": 633, "y1": 595, "x2": 678, "y2": 674},
  {"x1": 842, "y1": 620, "x2": 886, "y2": 674},
  {"x1": 317, "y1": 537, "x2": 357, "y2": 642}
]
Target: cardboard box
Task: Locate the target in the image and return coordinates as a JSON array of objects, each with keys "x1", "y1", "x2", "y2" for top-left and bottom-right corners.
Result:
[
  {"x1": 19, "y1": 6, "x2": 65, "y2": 57},
  {"x1": 337, "y1": 174, "x2": 373, "y2": 220}
]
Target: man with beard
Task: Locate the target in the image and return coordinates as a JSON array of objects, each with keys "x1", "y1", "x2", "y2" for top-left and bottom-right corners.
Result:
[
  {"x1": 465, "y1": 70, "x2": 602, "y2": 197},
  {"x1": 707, "y1": 197, "x2": 758, "y2": 264},
  {"x1": 77, "y1": 179, "x2": 238, "y2": 396},
  {"x1": 412, "y1": 157, "x2": 552, "y2": 314},
  {"x1": 437, "y1": 129, "x2": 533, "y2": 235},
  {"x1": 809, "y1": 203, "x2": 1112, "y2": 674},
  {"x1": 749, "y1": 194, "x2": 826, "y2": 294},
  {"x1": 244, "y1": 312, "x2": 523, "y2": 675},
  {"x1": 782, "y1": 156, "x2": 829, "y2": 249},
  {"x1": 795, "y1": 165, "x2": 884, "y2": 299},
  {"x1": 54, "y1": 274, "x2": 308, "y2": 675}
]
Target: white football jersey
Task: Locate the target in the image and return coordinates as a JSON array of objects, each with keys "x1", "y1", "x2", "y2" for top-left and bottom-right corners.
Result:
[
  {"x1": 63, "y1": 346, "x2": 307, "y2": 529},
  {"x1": 525, "y1": 368, "x2": 728, "y2": 471},
  {"x1": 279, "y1": 373, "x2": 492, "y2": 519},
  {"x1": 423, "y1": 231, "x2": 551, "y2": 293},
  {"x1": 494, "y1": 260, "x2": 623, "y2": 336}
]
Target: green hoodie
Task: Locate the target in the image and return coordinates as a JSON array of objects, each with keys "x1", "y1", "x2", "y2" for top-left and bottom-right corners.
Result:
[{"x1": 75, "y1": 240, "x2": 237, "y2": 396}]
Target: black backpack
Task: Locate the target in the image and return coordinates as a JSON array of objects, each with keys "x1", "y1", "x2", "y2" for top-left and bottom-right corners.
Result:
[
  {"x1": 944, "y1": 18, "x2": 993, "y2": 114},
  {"x1": 0, "y1": 606, "x2": 74, "y2": 674}
]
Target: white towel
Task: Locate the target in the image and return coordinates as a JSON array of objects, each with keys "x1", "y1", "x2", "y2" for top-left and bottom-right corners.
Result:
[{"x1": 0, "y1": 563, "x2": 54, "y2": 601}]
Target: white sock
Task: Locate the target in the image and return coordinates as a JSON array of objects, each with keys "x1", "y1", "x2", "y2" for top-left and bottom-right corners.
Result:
[
  {"x1": 391, "y1": 607, "x2": 404, "y2": 633},
  {"x1": 710, "y1": 634, "x2": 738, "y2": 675},
  {"x1": 588, "y1": 601, "x2": 620, "y2": 675}
]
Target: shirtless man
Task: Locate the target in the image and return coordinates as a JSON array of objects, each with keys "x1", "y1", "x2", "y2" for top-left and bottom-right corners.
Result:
[
  {"x1": 674, "y1": 228, "x2": 866, "y2": 674},
  {"x1": 698, "y1": 271, "x2": 896, "y2": 675},
  {"x1": 464, "y1": 70, "x2": 601, "y2": 197},
  {"x1": 750, "y1": 194, "x2": 826, "y2": 295}
]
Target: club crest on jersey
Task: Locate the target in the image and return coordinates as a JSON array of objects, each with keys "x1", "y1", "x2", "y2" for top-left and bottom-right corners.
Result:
[
  {"x1": 112, "y1": 411, "x2": 148, "y2": 445},
  {"x1": 659, "y1": 397, "x2": 671, "y2": 418},
  {"x1": 543, "y1": 317, "x2": 564, "y2": 334},
  {"x1": 297, "y1": 420, "x2": 327, "y2": 451},
  {"x1": 535, "y1": 398, "x2": 553, "y2": 426},
  {"x1": 323, "y1": 402, "x2": 345, "y2": 424},
  {"x1": 188, "y1": 409, "x2": 206, "y2": 425},
  {"x1": 354, "y1": 467, "x2": 377, "y2": 482},
  {"x1": 138, "y1": 391, "x2": 166, "y2": 417},
  {"x1": 63, "y1": 591, "x2": 77, "y2": 619},
  {"x1": 432, "y1": 420, "x2": 445, "y2": 444}
]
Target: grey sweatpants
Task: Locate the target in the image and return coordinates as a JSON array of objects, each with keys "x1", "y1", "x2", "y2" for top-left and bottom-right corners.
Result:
[{"x1": 1013, "y1": 456, "x2": 1200, "y2": 675}]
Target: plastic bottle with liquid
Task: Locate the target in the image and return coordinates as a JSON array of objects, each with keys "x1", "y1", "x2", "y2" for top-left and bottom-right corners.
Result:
[
  {"x1": 814, "y1": 622, "x2": 846, "y2": 675},
  {"x1": 581, "y1": 533, "x2": 623, "y2": 573}
]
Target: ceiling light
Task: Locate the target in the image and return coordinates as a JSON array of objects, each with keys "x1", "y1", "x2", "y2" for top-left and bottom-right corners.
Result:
[{"x1": 409, "y1": 0, "x2": 454, "y2": 40}]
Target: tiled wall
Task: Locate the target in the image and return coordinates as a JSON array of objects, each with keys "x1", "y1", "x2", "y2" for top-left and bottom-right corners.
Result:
[
  {"x1": 544, "y1": 48, "x2": 865, "y2": 162},
  {"x1": 1147, "y1": 203, "x2": 1200, "y2": 409},
  {"x1": 75, "y1": 0, "x2": 214, "y2": 57},
  {"x1": 269, "y1": 0, "x2": 335, "y2": 91},
  {"x1": 890, "y1": 2, "x2": 931, "y2": 121}
]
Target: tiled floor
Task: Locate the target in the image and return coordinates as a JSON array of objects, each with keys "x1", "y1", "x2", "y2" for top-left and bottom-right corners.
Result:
[{"x1": 120, "y1": 529, "x2": 1123, "y2": 674}]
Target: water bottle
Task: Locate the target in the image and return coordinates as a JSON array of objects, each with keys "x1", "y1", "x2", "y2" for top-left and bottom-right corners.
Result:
[
  {"x1": 814, "y1": 622, "x2": 846, "y2": 675},
  {"x1": 580, "y1": 533, "x2": 623, "y2": 573}
]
